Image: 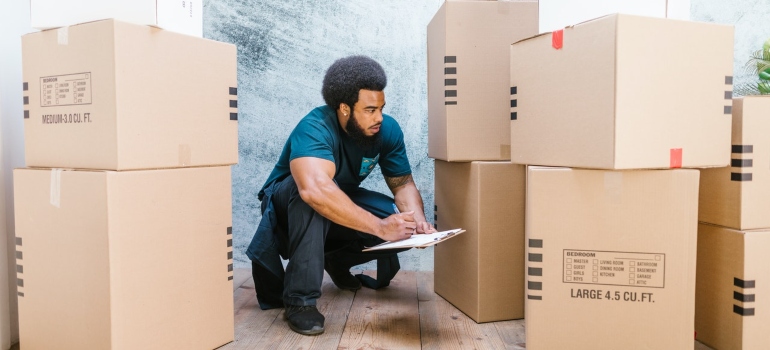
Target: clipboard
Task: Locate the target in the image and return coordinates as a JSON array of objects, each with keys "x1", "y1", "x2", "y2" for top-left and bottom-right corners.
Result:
[{"x1": 362, "y1": 228, "x2": 465, "y2": 252}]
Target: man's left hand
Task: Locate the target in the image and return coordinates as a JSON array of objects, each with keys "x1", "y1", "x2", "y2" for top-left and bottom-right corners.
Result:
[{"x1": 415, "y1": 221, "x2": 437, "y2": 234}]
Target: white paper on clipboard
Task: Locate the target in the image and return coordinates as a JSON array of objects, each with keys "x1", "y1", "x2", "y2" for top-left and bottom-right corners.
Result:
[{"x1": 362, "y1": 228, "x2": 464, "y2": 252}]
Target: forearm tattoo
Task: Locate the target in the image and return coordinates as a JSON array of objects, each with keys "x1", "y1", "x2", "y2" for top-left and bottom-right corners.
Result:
[{"x1": 384, "y1": 174, "x2": 414, "y2": 191}]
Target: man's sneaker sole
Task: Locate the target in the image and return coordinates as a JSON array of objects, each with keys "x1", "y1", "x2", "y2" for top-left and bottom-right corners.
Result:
[{"x1": 287, "y1": 322, "x2": 325, "y2": 336}]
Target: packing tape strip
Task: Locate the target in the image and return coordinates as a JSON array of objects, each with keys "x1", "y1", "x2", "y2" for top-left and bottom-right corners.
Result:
[
  {"x1": 57, "y1": 26, "x2": 69, "y2": 45},
  {"x1": 50, "y1": 168, "x2": 62, "y2": 208},
  {"x1": 670, "y1": 148, "x2": 682, "y2": 168},
  {"x1": 552, "y1": 29, "x2": 563, "y2": 50}
]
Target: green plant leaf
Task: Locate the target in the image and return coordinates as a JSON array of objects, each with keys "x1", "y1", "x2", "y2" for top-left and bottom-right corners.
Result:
[{"x1": 759, "y1": 81, "x2": 770, "y2": 94}]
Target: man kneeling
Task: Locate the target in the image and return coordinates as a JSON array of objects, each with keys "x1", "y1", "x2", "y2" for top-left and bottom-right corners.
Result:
[{"x1": 245, "y1": 55, "x2": 436, "y2": 335}]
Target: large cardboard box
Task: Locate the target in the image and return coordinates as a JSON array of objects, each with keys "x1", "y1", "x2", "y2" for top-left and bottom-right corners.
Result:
[
  {"x1": 434, "y1": 160, "x2": 525, "y2": 322},
  {"x1": 427, "y1": 0, "x2": 538, "y2": 161},
  {"x1": 695, "y1": 223, "x2": 770, "y2": 350},
  {"x1": 22, "y1": 19, "x2": 238, "y2": 171},
  {"x1": 13, "y1": 166, "x2": 234, "y2": 350},
  {"x1": 699, "y1": 96, "x2": 770, "y2": 230},
  {"x1": 510, "y1": 14, "x2": 734, "y2": 169},
  {"x1": 539, "y1": 0, "x2": 690, "y2": 33},
  {"x1": 526, "y1": 166, "x2": 699, "y2": 350},
  {"x1": 30, "y1": 0, "x2": 202, "y2": 37}
]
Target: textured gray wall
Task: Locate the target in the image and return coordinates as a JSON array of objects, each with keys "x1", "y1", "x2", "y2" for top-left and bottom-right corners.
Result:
[
  {"x1": 204, "y1": 0, "x2": 443, "y2": 270},
  {"x1": 204, "y1": 0, "x2": 770, "y2": 270}
]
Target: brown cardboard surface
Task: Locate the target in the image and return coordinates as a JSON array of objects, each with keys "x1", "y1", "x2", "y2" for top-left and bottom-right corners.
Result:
[
  {"x1": 525, "y1": 166, "x2": 699, "y2": 350},
  {"x1": 695, "y1": 223, "x2": 770, "y2": 350},
  {"x1": 22, "y1": 19, "x2": 238, "y2": 170},
  {"x1": 434, "y1": 161, "x2": 525, "y2": 322},
  {"x1": 13, "y1": 166, "x2": 234, "y2": 350},
  {"x1": 699, "y1": 96, "x2": 770, "y2": 230},
  {"x1": 428, "y1": 1, "x2": 538, "y2": 161},
  {"x1": 510, "y1": 14, "x2": 734, "y2": 169}
]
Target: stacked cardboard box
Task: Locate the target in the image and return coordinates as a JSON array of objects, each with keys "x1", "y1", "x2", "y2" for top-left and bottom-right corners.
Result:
[
  {"x1": 696, "y1": 96, "x2": 770, "y2": 349},
  {"x1": 427, "y1": 0, "x2": 537, "y2": 323},
  {"x1": 510, "y1": 14, "x2": 734, "y2": 349},
  {"x1": 14, "y1": 14, "x2": 237, "y2": 350}
]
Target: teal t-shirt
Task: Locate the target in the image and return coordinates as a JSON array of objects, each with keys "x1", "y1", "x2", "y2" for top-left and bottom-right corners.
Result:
[{"x1": 258, "y1": 105, "x2": 412, "y2": 199}]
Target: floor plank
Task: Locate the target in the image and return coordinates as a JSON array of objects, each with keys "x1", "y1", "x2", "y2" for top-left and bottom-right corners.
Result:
[
  {"x1": 251, "y1": 273, "x2": 356, "y2": 350},
  {"x1": 338, "y1": 270, "x2": 421, "y2": 350},
  {"x1": 494, "y1": 320, "x2": 527, "y2": 350},
  {"x1": 218, "y1": 278, "x2": 281, "y2": 349},
  {"x1": 417, "y1": 271, "x2": 511, "y2": 350}
]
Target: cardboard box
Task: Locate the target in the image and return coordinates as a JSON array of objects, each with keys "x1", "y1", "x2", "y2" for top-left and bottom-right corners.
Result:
[
  {"x1": 13, "y1": 166, "x2": 234, "y2": 350},
  {"x1": 427, "y1": 0, "x2": 538, "y2": 161},
  {"x1": 539, "y1": 0, "x2": 690, "y2": 33},
  {"x1": 434, "y1": 160, "x2": 525, "y2": 322},
  {"x1": 699, "y1": 96, "x2": 770, "y2": 230},
  {"x1": 22, "y1": 19, "x2": 238, "y2": 171},
  {"x1": 525, "y1": 166, "x2": 699, "y2": 350},
  {"x1": 30, "y1": 0, "x2": 202, "y2": 37},
  {"x1": 695, "y1": 223, "x2": 770, "y2": 350},
  {"x1": 510, "y1": 14, "x2": 734, "y2": 169}
]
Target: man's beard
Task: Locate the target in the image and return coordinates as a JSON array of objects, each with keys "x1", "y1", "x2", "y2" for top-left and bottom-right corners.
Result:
[{"x1": 345, "y1": 111, "x2": 382, "y2": 150}]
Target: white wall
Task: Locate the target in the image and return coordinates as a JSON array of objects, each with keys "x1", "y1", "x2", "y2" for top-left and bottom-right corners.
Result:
[{"x1": 0, "y1": 0, "x2": 34, "y2": 346}]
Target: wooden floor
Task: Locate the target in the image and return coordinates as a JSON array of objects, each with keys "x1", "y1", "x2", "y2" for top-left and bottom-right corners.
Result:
[{"x1": 220, "y1": 269, "x2": 714, "y2": 350}]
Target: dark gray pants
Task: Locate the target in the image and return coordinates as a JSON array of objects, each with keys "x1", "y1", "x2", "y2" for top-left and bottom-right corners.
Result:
[{"x1": 257, "y1": 175, "x2": 405, "y2": 307}]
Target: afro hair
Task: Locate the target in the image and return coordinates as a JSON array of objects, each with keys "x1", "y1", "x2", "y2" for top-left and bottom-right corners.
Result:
[{"x1": 322, "y1": 55, "x2": 387, "y2": 111}]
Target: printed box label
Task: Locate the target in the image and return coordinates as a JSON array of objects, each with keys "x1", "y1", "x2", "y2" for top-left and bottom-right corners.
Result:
[
  {"x1": 40, "y1": 73, "x2": 92, "y2": 107},
  {"x1": 563, "y1": 250, "x2": 665, "y2": 288}
]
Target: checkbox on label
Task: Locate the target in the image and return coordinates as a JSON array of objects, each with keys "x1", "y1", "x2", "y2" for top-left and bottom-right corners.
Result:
[
  {"x1": 567, "y1": 270, "x2": 572, "y2": 275},
  {"x1": 629, "y1": 279, "x2": 635, "y2": 284},
  {"x1": 567, "y1": 258, "x2": 572, "y2": 263},
  {"x1": 593, "y1": 265, "x2": 598, "y2": 270},
  {"x1": 566, "y1": 264, "x2": 572, "y2": 269},
  {"x1": 630, "y1": 267, "x2": 635, "y2": 272},
  {"x1": 630, "y1": 261, "x2": 636, "y2": 266},
  {"x1": 629, "y1": 273, "x2": 635, "y2": 278},
  {"x1": 592, "y1": 277, "x2": 598, "y2": 282},
  {"x1": 567, "y1": 276, "x2": 572, "y2": 281},
  {"x1": 592, "y1": 271, "x2": 598, "y2": 276}
]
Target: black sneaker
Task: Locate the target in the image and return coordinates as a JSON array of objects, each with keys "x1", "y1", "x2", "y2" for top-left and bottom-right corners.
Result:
[
  {"x1": 284, "y1": 305, "x2": 325, "y2": 335},
  {"x1": 324, "y1": 258, "x2": 362, "y2": 291}
]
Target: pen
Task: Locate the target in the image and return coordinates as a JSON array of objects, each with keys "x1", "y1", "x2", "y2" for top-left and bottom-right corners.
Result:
[{"x1": 392, "y1": 203, "x2": 400, "y2": 214}]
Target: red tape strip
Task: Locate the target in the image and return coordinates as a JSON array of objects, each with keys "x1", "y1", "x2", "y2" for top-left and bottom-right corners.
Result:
[
  {"x1": 552, "y1": 29, "x2": 564, "y2": 50},
  {"x1": 670, "y1": 148, "x2": 682, "y2": 168}
]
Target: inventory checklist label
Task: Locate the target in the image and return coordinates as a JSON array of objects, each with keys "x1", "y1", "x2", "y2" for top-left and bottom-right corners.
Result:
[
  {"x1": 40, "y1": 73, "x2": 92, "y2": 107},
  {"x1": 563, "y1": 250, "x2": 665, "y2": 288}
]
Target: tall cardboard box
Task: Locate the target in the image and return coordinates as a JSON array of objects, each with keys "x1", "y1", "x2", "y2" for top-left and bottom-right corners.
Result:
[
  {"x1": 30, "y1": 0, "x2": 203, "y2": 37},
  {"x1": 695, "y1": 223, "x2": 770, "y2": 350},
  {"x1": 510, "y1": 14, "x2": 734, "y2": 169},
  {"x1": 699, "y1": 96, "x2": 770, "y2": 230},
  {"x1": 434, "y1": 160, "x2": 525, "y2": 322},
  {"x1": 526, "y1": 167, "x2": 699, "y2": 350},
  {"x1": 13, "y1": 166, "x2": 234, "y2": 350},
  {"x1": 427, "y1": 0, "x2": 538, "y2": 161},
  {"x1": 22, "y1": 19, "x2": 238, "y2": 171},
  {"x1": 539, "y1": 0, "x2": 690, "y2": 33}
]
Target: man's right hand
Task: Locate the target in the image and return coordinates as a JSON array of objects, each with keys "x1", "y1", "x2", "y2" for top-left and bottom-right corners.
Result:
[{"x1": 378, "y1": 211, "x2": 417, "y2": 241}]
